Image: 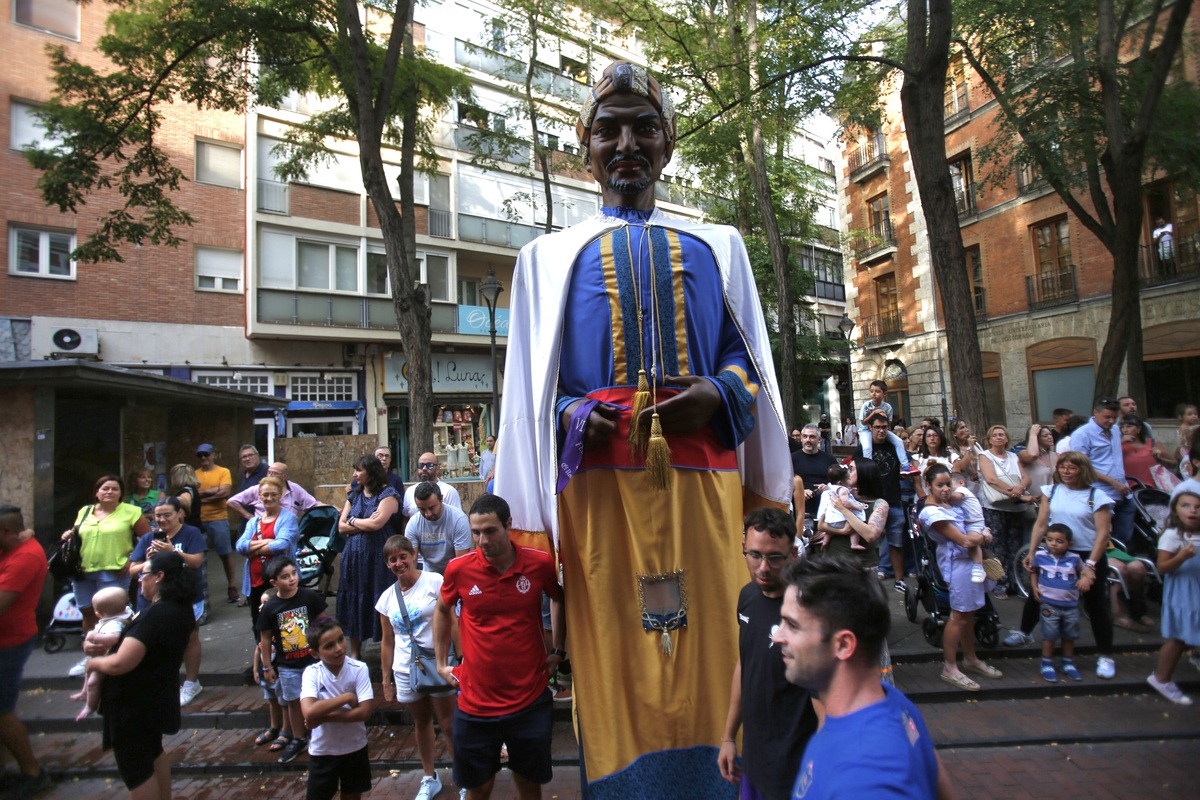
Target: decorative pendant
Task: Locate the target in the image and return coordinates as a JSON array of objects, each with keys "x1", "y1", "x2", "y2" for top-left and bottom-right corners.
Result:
[{"x1": 637, "y1": 570, "x2": 687, "y2": 657}]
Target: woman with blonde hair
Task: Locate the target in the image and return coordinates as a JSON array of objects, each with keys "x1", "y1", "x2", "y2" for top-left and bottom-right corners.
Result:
[
  {"x1": 977, "y1": 425, "x2": 1032, "y2": 600},
  {"x1": 169, "y1": 463, "x2": 202, "y2": 530}
]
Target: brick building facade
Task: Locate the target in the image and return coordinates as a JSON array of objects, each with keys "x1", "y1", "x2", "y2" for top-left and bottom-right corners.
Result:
[{"x1": 840, "y1": 12, "x2": 1200, "y2": 442}]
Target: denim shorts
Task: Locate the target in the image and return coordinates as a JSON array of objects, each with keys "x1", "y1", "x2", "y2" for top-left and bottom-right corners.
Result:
[
  {"x1": 201, "y1": 519, "x2": 233, "y2": 556},
  {"x1": 276, "y1": 665, "x2": 305, "y2": 702},
  {"x1": 0, "y1": 636, "x2": 36, "y2": 714},
  {"x1": 73, "y1": 570, "x2": 128, "y2": 610},
  {"x1": 1040, "y1": 603, "x2": 1080, "y2": 643}
]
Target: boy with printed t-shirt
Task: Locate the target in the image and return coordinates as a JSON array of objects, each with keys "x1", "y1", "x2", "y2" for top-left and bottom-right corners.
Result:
[
  {"x1": 1031, "y1": 524, "x2": 1084, "y2": 682},
  {"x1": 259, "y1": 556, "x2": 327, "y2": 765}
]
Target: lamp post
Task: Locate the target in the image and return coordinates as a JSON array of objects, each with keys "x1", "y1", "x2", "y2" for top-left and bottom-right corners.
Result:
[
  {"x1": 480, "y1": 268, "x2": 504, "y2": 435},
  {"x1": 837, "y1": 312, "x2": 856, "y2": 419}
]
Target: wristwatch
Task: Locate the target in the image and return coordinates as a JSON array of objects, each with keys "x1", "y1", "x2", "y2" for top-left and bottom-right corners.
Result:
[{"x1": 550, "y1": 648, "x2": 567, "y2": 658}]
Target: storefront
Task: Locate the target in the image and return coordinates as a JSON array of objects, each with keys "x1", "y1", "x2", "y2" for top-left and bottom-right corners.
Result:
[{"x1": 382, "y1": 351, "x2": 498, "y2": 482}]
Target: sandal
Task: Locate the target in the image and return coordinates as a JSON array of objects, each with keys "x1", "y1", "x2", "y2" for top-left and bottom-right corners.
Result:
[
  {"x1": 227, "y1": 586, "x2": 241, "y2": 605},
  {"x1": 940, "y1": 671, "x2": 980, "y2": 691},
  {"x1": 255, "y1": 727, "x2": 281, "y2": 747},
  {"x1": 269, "y1": 733, "x2": 293, "y2": 752},
  {"x1": 962, "y1": 660, "x2": 1003, "y2": 679}
]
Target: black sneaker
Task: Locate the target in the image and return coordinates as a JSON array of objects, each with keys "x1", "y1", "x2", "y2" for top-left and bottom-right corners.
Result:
[
  {"x1": 893, "y1": 580, "x2": 907, "y2": 594},
  {"x1": 2, "y1": 769, "x2": 51, "y2": 799},
  {"x1": 278, "y1": 737, "x2": 307, "y2": 764}
]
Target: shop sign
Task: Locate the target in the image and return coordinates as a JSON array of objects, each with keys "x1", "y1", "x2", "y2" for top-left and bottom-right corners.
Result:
[
  {"x1": 458, "y1": 305, "x2": 510, "y2": 336},
  {"x1": 384, "y1": 352, "x2": 497, "y2": 394}
]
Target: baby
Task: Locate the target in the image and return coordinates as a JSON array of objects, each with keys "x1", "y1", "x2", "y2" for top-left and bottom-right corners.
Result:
[
  {"x1": 816, "y1": 463, "x2": 869, "y2": 550},
  {"x1": 70, "y1": 586, "x2": 132, "y2": 721},
  {"x1": 949, "y1": 472, "x2": 996, "y2": 584}
]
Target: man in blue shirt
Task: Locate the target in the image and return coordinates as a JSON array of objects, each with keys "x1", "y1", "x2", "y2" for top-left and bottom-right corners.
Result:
[
  {"x1": 1070, "y1": 398, "x2": 1135, "y2": 551},
  {"x1": 773, "y1": 554, "x2": 950, "y2": 799}
]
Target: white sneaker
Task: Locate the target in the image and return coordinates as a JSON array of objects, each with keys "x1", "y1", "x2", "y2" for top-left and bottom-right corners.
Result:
[
  {"x1": 179, "y1": 681, "x2": 203, "y2": 706},
  {"x1": 415, "y1": 773, "x2": 443, "y2": 800},
  {"x1": 459, "y1": 791, "x2": 467, "y2": 800},
  {"x1": 68, "y1": 657, "x2": 88, "y2": 678},
  {"x1": 1096, "y1": 656, "x2": 1116, "y2": 679},
  {"x1": 1147, "y1": 673, "x2": 1194, "y2": 705},
  {"x1": 970, "y1": 564, "x2": 986, "y2": 584}
]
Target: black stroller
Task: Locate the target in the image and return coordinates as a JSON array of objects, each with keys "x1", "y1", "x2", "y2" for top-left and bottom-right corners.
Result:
[
  {"x1": 904, "y1": 508, "x2": 1002, "y2": 649},
  {"x1": 295, "y1": 506, "x2": 344, "y2": 596}
]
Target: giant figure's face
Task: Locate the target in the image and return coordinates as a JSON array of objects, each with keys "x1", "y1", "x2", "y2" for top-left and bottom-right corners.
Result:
[{"x1": 586, "y1": 93, "x2": 673, "y2": 210}]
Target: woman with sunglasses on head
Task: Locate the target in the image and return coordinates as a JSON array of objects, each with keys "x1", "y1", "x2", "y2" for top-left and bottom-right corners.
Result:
[
  {"x1": 337, "y1": 454, "x2": 401, "y2": 659},
  {"x1": 88, "y1": 550, "x2": 196, "y2": 799}
]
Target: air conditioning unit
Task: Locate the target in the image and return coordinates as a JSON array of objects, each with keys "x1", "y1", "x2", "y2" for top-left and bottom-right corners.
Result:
[{"x1": 31, "y1": 321, "x2": 100, "y2": 358}]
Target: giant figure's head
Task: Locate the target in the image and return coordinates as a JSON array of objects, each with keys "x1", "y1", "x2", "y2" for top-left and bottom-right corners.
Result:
[{"x1": 577, "y1": 61, "x2": 676, "y2": 209}]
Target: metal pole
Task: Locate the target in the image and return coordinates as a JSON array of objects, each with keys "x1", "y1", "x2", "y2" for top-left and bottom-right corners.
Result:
[{"x1": 488, "y1": 308, "x2": 499, "y2": 433}]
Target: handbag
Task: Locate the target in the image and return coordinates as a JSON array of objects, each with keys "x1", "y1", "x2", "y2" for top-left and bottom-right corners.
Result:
[
  {"x1": 979, "y1": 452, "x2": 1024, "y2": 507},
  {"x1": 395, "y1": 582, "x2": 457, "y2": 694},
  {"x1": 50, "y1": 505, "x2": 91, "y2": 581}
]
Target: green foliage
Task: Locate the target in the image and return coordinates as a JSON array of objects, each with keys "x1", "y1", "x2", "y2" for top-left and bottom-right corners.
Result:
[{"x1": 27, "y1": 0, "x2": 470, "y2": 262}]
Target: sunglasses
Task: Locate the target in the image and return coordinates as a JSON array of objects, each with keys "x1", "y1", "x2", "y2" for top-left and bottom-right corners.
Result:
[
  {"x1": 196, "y1": 452, "x2": 213, "y2": 458},
  {"x1": 418, "y1": 462, "x2": 436, "y2": 469}
]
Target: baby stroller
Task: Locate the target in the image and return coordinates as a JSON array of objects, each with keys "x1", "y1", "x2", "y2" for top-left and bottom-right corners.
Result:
[
  {"x1": 295, "y1": 506, "x2": 344, "y2": 596},
  {"x1": 903, "y1": 512, "x2": 1002, "y2": 649},
  {"x1": 42, "y1": 584, "x2": 84, "y2": 653}
]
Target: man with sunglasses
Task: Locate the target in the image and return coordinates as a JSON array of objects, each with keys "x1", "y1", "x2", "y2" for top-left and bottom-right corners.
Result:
[
  {"x1": 401, "y1": 452, "x2": 462, "y2": 519},
  {"x1": 717, "y1": 508, "x2": 817, "y2": 800},
  {"x1": 195, "y1": 444, "x2": 238, "y2": 604}
]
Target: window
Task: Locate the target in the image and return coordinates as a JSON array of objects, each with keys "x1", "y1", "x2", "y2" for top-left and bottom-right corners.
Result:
[
  {"x1": 14, "y1": 0, "x2": 79, "y2": 39},
  {"x1": 867, "y1": 193, "x2": 891, "y2": 239},
  {"x1": 9, "y1": 226, "x2": 74, "y2": 278},
  {"x1": 945, "y1": 55, "x2": 969, "y2": 120},
  {"x1": 966, "y1": 245, "x2": 985, "y2": 316},
  {"x1": 803, "y1": 246, "x2": 845, "y2": 302},
  {"x1": 949, "y1": 155, "x2": 975, "y2": 215},
  {"x1": 194, "y1": 372, "x2": 273, "y2": 395},
  {"x1": 290, "y1": 373, "x2": 356, "y2": 402},
  {"x1": 537, "y1": 132, "x2": 560, "y2": 152},
  {"x1": 195, "y1": 246, "x2": 242, "y2": 292},
  {"x1": 298, "y1": 241, "x2": 358, "y2": 292},
  {"x1": 9, "y1": 101, "x2": 66, "y2": 152},
  {"x1": 875, "y1": 273, "x2": 899, "y2": 317},
  {"x1": 458, "y1": 104, "x2": 504, "y2": 132},
  {"x1": 422, "y1": 254, "x2": 450, "y2": 301},
  {"x1": 1033, "y1": 217, "x2": 1072, "y2": 277},
  {"x1": 195, "y1": 140, "x2": 242, "y2": 188},
  {"x1": 459, "y1": 277, "x2": 480, "y2": 306},
  {"x1": 366, "y1": 252, "x2": 390, "y2": 295},
  {"x1": 1016, "y1": 160, "x2": 1043, "y2": 194}
]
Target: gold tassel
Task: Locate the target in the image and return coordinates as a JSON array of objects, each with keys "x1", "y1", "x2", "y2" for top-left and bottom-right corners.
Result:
[
  {"x1": 660, "y1": 629, "x2": 673, "y2": 657},
  {"x1": 628, "y1": 368, "x2": 651, "y2": 453},
  {"x1": 645, "y1": 412, "x2": 671, "y2": 491}
]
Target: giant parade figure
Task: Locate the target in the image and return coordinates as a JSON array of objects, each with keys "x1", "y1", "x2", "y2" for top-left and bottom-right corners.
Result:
[{"x1": 494, "y1": 61, "x2": 792, "y2": 798}]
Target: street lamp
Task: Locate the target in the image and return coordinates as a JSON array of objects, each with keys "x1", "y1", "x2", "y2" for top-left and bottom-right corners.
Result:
[
  {"x1": 480, "y1": 268, "x2": 504, "y2": 434},
  {"x1": 837, "y1": 313, "x2": 856, "y2": 340}
]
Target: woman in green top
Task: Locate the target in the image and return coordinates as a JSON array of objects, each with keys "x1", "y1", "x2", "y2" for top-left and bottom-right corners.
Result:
[
  {"x1": 815, "y1": 457, "x2": 890, "y2": 570},
  {"x1": 124, "y1": 467, "x2": 161, "y2": 522},
  {"x1": 60, "y1": 474, "x2": 150, "y2": 677}
]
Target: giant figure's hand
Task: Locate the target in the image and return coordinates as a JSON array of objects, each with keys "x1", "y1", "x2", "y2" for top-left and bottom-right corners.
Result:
[
  {"x1": 560, "y1": 400, "x2": 622, "y2": 450},
  {"x1": 637, "y1": 374, "x2": 721, "y2": 436}
]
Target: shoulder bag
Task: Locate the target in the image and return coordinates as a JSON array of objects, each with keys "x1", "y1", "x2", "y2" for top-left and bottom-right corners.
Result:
[
  {"x1": 395, "y1": 581, "x2": 458, "y2": 694},
  {"x1": 979, "y1": 452, "x2": 1024, "y2": 507},
  {"x1": 50, "y1": 505, "x2": 91, "y2": 581}
]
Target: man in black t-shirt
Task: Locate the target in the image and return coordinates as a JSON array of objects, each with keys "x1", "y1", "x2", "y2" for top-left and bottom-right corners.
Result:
[
  {"x1": 717, "y1": 507, "x2": 818, "y2": 800},
  {"x1": 791, "y1": 424, "x2": 837, "y2": 523},
  {"x1": 853, "y1": 410, "x2": 912, "y2": 592}
]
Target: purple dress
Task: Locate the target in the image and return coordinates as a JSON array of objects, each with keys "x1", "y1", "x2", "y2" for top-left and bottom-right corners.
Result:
[{"x1": 335, "y1": 486, "x2": 399, "y2": 642}]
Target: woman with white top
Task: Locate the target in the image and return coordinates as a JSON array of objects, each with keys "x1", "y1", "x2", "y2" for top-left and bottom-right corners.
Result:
[{"x1": 977, "y1": 425, "x2": 1032, "y2": 600}]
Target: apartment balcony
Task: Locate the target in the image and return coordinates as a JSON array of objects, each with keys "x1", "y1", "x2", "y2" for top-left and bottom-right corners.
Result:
[
  {"x1": 1025, "y1": 264, "x2": 1078, "y2": 311},
  {"x1": 454, "y1": 40, "x2": 586, "y2": 103},
  {"x1": 258, "y1": 179, "x2": 289, "y2": 214},
  {"x1": 861, "y1": 309, "x2": 905, "y2": 345},
  {"x1": 429, "y1": 208, "x2": 453, "y2": 238},
  {"x1": 854, "y1": 218, "x2": 898, "y2": 262},
  {"x1": 953, "y1": 183, "x2": 977, "y2": 217},
  {"x1": 257, "y1": 290, "x2": 507, "y2": 336},
  {"x1": 457, "y1": 213, "x2": 542, "y2": 250},
  {"x1": 1139, "y1": 233, "x2": 1200, "y2": 287},
  {"x1": 848, "y1": 135, "x2": 889, "y2": 183}
]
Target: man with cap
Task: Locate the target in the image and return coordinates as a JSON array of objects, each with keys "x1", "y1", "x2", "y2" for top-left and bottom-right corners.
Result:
[
  {"x1": 494, "y1": 60, "x2": 790, "y2": 798},
  {"x1": 195, "y1": 443, "x2": 239, "y2": 604}
]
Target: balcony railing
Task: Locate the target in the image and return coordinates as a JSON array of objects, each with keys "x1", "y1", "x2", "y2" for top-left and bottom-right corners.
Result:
[
  {"x1": 454, "y1": 40, "x2": 586, "y2": 103},
  {"x1": 1139, "y1": 232, "x2": 1200, "y2": 287},
  {"x1": 1025, "y1": 263, "x2": 1078, "y2": 310},
  {"x1": 861, "y1": 309, "x2": 905, "y2": 344},
  {"x1": 953, "y1": 183, "x2": 977, "y2": 216},
  {"x1": 854, "y1": 218, "x2": 897, "y2": 261},
  {"x1": 848, "y1": 136, "x2": 889, "y2": 183},
  {"x1": 1016, "y1": 169, "x2": 1047, "y2": 195},
  {"x1": 429, "y1": 208, "x2": 453, "y2": 238},
  {"x1": 458, "y1": 213, "x2": 542, "y2": 249},
  {"x1": 257, "y1": 290, "x2": 503, "y2": 335},
  {"x1": 258, "y1": 179, "x2": 289, "y2": 214}
]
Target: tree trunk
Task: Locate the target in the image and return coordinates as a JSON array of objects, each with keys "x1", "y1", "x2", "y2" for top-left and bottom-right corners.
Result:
[
  {"x1": 900, "y1": 0, "x2": 988, "y2": 431},
  {"x1": 523, "y1": 12, "x2": 554, "y2": 233},
  {"x1": 1095, "y1": 164, "x2": 1148, "y2": 400},
  {"x1": 741, "y1": 0, "x2": 796, "y2": 425}
]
